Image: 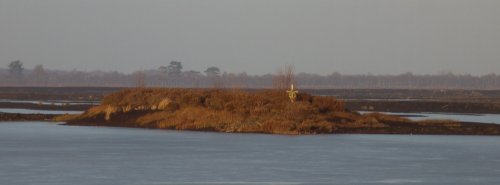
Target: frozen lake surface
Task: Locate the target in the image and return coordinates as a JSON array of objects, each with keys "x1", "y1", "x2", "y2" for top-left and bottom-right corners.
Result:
[{"x1": 1, "y1": 122, "x2": 500, "y2": 185}]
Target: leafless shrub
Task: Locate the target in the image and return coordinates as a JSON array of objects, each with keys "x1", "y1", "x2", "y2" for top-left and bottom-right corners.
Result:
[{"x1": 274, "y1": 64, "x2": 295, "y2": 90}]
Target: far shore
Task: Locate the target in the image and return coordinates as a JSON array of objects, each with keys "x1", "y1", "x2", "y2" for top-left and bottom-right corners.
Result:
[
  {"x1": 1, "y1": 99, "x2": 499, "y2": 115},
  {"x1": 0, "y1": 112, "x2": 58, "y2": 121}
]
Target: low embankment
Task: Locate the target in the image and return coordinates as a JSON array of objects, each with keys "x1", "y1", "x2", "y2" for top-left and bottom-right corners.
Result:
[
  {"x1": 345, "y1": 100, "x2": 500, "y2": 114},
  {"x1": 61, "y1": 88, "x2": 500, "y2": 135},
  {"x1": 0, "y1": 113, "x2": 58, "y2": 121}
]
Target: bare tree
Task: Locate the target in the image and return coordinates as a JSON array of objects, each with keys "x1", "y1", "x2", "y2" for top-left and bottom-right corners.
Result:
[{"x1": 273, "y1": 64, "x2": 295, "y2": 90}]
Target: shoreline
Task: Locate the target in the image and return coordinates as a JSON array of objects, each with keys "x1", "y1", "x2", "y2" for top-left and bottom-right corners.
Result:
[
  {"x1": 63, "y1": 120, "x2": 500, "y2": 136},
  {"x1": 345, "y1": 100, "x2": 500, "y2": 114},
  {"x1": 1, "y1": 100, "x2": 498, "y2": 115},
  {"x1": 2, "y1": 112, "x2": 500, "y2": 136}
]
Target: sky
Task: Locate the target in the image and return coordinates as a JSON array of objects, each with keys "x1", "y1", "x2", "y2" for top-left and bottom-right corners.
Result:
[{"x1": 0, "y1": 0, "x2": 499, "y2": 75}]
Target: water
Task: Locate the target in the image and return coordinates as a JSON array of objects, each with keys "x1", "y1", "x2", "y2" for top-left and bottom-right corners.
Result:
[
  {"x1": 360, "y1": 111, "x2": 500, "y2": 124},
  {"x1": 388, "y1": 112, "x2": 500, "y2": 124},
  {"x1": 0, "y1": 108, "x2": 83, "y2": 115},
  {"x1": 0, "y1": 99, "x2": 99, "y2": 105},
  {"x1": 1, "y1": 122, "x2": 500, "y2": 185}
]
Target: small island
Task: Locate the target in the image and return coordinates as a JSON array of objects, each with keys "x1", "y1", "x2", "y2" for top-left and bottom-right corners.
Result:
[{"x1": 59, "y1": 88, "x2": 500, "y2": 135}]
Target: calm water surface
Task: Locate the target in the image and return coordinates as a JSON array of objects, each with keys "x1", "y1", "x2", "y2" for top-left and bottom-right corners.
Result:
[
  {"x1": 1, "y1": 122, "x2": 500, "y2": 185},
  {"x1": 0, "y1": 99, "x2": 99, "y2": 105},
  {"x1": 360, "y1": 111, "x2": 500, "y2": 124},
  {"x1": 0, "y1": 108, "x2": 83, "y2": 115},
  {"x1": 390, "y1": 112, "x2": 500, "y2": 124}
]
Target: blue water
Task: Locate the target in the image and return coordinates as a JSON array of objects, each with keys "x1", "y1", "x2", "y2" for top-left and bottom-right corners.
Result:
[{"x1": 1, "y1": 122, "x2": 500, "y2": 185}]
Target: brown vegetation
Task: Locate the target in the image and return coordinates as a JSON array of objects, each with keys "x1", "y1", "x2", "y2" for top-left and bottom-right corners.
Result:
[
  {"x1": 62, "y1": 88, "x2": 500, "y2": 135},
  {"x1": 52, "y1": 114, "x2": 80, "y2": 122}
]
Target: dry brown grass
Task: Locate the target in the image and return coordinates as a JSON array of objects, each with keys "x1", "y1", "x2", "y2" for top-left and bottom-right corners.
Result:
[
  {"x1": 53, "y1": 114, "x2": 81, "y2": 122},
  {"x1": 66, "y1": 88, "x2": 466, "y2": 134}
]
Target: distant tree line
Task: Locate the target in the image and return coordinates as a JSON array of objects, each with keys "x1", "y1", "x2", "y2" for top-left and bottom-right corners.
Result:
[{"x1": 2, "y1": 60, "x2": 500, "y2": 89}]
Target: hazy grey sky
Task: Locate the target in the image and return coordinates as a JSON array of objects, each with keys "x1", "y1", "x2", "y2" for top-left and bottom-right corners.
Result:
[{"x1": 1, "y1": 0, "x2": 499, "y2": 75}]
